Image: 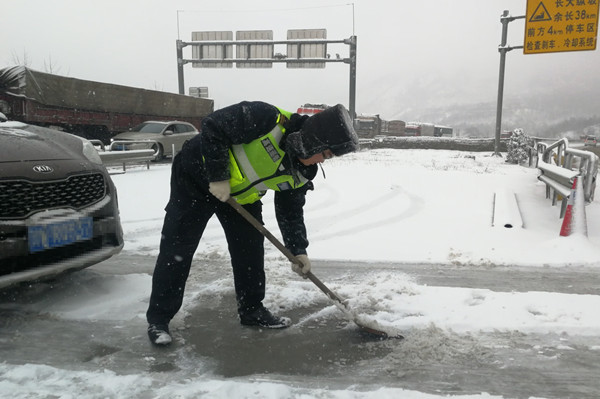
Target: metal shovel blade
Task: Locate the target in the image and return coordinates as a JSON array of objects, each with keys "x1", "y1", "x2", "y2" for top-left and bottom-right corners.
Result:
[
  {"x1": 305, "y1": 271, "x2": 401, "y2": 339},
  {"x1": 226, "y1": 198, "x2": 402, "y2": 339}
]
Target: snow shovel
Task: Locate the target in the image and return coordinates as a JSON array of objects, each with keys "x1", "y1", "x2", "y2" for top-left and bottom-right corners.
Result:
[{"x1": 226, "y1": 197, "x2": 401, "y2": 339}]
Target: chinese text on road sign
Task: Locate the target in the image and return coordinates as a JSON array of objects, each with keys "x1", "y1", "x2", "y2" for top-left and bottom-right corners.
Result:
[{"x1": 524, "y1": 0, "x2": 599, "y2": 54}]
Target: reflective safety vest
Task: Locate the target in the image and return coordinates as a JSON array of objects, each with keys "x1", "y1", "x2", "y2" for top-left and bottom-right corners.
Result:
[{"x1": 228, "y1": 111, "x2": 309, "y2": 204}]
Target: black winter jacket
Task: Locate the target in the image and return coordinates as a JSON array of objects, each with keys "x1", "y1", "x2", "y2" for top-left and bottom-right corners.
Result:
[{"x1": 174, "y1": 101, "x2": 316, "y2": 256}]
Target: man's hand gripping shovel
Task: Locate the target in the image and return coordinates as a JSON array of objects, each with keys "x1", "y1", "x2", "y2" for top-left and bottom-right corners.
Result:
[{"x1": 226, "y1": 197, "x2": 402, "y2": 339}]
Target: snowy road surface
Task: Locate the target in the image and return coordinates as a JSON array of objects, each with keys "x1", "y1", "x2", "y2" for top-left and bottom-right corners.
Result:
[
  {"x1": 1, "y1": 252, "x2": 599, "y2": 398},
  {"x1": 2, "y1": 150, "x2": 600, "y2": 398}
]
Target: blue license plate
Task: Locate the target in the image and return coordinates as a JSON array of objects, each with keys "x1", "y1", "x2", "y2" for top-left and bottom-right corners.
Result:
[{"x1": 28, "y1": 217, "x2": 93, "y2": 253}]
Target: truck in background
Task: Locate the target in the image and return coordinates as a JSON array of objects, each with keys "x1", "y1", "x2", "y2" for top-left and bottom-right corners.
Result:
[
  {"x1": 353, "y1": 114, "x2": 382, "y2": 138},
  {"x1": 381, "y1": 119, "x2": 406, "y2": 137},
  {"x1": 297, "y1": 103, "x2": 329, "y2": 116},
  {"x1": 297, "y1": 104, "x2": 385, "y2": 139},
  {"x1": 434, "y1": 125, "x2": 453, "y2": 137},
  {"x1": 404, "y1": 123, "x2": 421, "y2": 136},
  {"x1": 296, "y1": 103, "x2": 452, "y2": 139},
  {"x1": 405, "y1": 122, "x2": 435, "y2": 136},
  {"x1": 355, "y1": 117, "x2": 408, "y2": 138},
  {"x1": 405, "y1": 122, "x2": 453, "y2": 137},
  {"x1": 0, "y1": 66, "x2": 214, "y2": 143}
]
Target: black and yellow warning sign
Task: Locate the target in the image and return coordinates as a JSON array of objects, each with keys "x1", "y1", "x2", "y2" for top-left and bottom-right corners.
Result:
[{"x1": 524, "y1": 0, "x2": 599, "y2": 54}]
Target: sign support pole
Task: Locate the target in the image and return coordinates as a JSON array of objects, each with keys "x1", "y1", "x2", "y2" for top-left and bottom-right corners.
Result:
[
  {"x1": 347, "y1": 35, "x2": 357, "y2": 120},
  {"x1": 494, "y1": 10, "x2": 524, "y2": 156},
  {"x1": 176, "y1": 40, "x2": 186, "y2": 95}
]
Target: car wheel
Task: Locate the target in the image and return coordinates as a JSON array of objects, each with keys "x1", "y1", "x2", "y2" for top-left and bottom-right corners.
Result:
[{"x1": 152, "y1": 143, "x2": 164, "y2": 161}]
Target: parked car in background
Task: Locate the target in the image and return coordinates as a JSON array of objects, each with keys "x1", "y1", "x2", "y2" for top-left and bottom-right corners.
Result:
[
  {"x1": 110, "y1": 121, "x2": 199, "y2": 161},
  {"x1": 584, "y1": 135, "x2": 598, "y2": 147},
  {"x1": 0, "y1": 113, "x2": 123, "y2": 289}
]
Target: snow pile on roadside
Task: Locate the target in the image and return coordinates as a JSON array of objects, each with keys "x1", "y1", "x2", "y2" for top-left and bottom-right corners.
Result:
[{"x1": 0, "y1": 361, "x2": 506, "y2": 399}]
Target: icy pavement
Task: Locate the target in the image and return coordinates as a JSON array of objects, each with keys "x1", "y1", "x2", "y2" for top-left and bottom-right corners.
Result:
[{"x1": 1, "y1": 252, "x2": 599, "y2": 398}]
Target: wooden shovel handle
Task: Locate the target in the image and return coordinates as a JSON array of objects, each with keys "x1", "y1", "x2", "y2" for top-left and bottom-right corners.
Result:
[
  {"x1": 227, "y1": 197, "x2": 397, "y2": 339},
  {"x1": 226, "y1": 197, "x2": 346, "y2": 304}
]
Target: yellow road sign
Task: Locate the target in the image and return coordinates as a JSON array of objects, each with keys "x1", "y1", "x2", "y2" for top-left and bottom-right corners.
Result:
[{"x1": 524, "y1": 0, "x2": 599, "y2": 54}]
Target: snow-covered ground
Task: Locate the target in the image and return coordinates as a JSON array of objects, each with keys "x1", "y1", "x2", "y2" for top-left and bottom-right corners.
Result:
[
  {"x1": 1, "y1": 148, "x2": 599, "y2": 398},
  {"x1": 118, "y1": 148, "x2": 600, "y2": 267}
]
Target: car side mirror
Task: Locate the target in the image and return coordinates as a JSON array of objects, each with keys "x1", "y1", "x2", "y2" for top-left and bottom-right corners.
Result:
[{"x1": 163, "y1": 130, "x2": 174, "y2": 136}]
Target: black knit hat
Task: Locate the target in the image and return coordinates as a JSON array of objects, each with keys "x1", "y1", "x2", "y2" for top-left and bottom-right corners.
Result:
[{"x1": 286, "y1": 104, "x2": 359, "y2": 159}]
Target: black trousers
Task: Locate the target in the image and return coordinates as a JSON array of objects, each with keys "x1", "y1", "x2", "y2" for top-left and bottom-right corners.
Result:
[{"x1": 146, "y1": 194, "x2": 266, "y2": 325}]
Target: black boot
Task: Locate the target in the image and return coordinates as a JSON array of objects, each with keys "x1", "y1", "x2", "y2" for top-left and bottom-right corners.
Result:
[
  {"x1": 148, "y1": 324, "x2": 172, "y2": 345},
  {"x1": 239, "y1": 306, "x2": 291, "y2": 329}
]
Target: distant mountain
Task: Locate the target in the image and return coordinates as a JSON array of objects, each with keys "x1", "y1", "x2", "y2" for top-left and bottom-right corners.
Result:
[
  {"x1": 408, "y1": 96, "x2": 600, "y2": 139},
  {"x1": 360, "y1": 66, "x2": 600, "y2": 139}
]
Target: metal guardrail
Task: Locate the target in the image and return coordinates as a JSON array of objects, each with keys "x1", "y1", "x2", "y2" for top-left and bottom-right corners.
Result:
[
  {"x1": 90, "y1": 140, "x2": 159, "y2": 172},
  {"x1": 536, "y1": 138, "x2": 599, "y2": 217}
]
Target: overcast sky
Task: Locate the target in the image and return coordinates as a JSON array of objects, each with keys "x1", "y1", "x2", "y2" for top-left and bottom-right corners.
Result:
[{"x1": 2, "y1": 0, "x2": 599, "y2": 118}]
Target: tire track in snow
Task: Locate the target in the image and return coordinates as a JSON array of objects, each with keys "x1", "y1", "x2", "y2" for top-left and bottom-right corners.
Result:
[{"x1": 308, "y1": 185, "x2": 425, "y2": 241}]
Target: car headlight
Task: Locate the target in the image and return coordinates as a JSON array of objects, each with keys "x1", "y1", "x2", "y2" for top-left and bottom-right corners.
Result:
[{"x1": 80, "y1": 138, "x2": 103, "y2": 164}]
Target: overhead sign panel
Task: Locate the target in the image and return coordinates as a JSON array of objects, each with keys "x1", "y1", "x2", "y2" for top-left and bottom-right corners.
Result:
[
  {"x1": 287, "y1": 29, "x2": 327, "y2": 68},
  {"x1": 524, "y1": 0, "x2": 599, "y2": 54},
  {"x1": 236, "y1": 30, "x2": 273, "y2": 68},
  {"x1": 189, "y1": 87, "x2": 209, "y2": 98},
  {"x1": 191, "y1": 31, "x2": 233, "y2": 68}
]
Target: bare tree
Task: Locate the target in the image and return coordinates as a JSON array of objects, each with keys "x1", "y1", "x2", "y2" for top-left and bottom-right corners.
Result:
[
  {"x1": 43, "y1": 55, "x2": 61, "y2": 74},
  {"x1": 11, "y1": 50, "x2": 31, "y2": 66},
  {"x1": 153, "y1": 81, "x2": 164, "y2": 91},
  {"x1": 9, "y1": 50, "x2": 66, "y2": 75}
]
